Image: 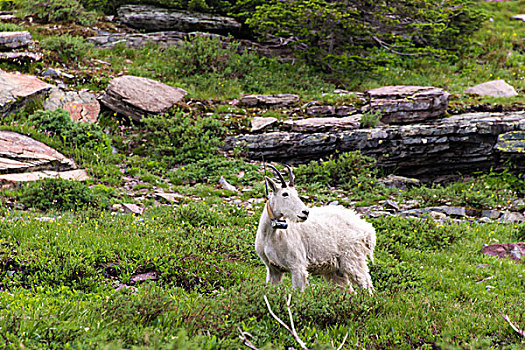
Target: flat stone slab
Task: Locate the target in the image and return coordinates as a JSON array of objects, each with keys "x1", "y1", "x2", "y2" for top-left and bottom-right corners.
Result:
[
  {"x1": 0, "y1": 31, "x2": 33, "y2": 50},
  {"x1": 283, "y1": 116, "x2": 361, "y2": 132},
  {"x1": 0, "y1": 130, "x2": 77, "y2": 174},
  {"x1": 43, "y1": 88, "x2": 100, "y2": 123},
  {"x1": 464, "y1": 79, "x2": 518, "y2": 98},
  {"x1": 99, "y1": 75, "x2": 187, "y2": 121},
  {"x1": 117, "y1": 5, "x2": 241, "y2": 33},
  {"x1": 239, "y1": 94, "x2": 300, "y2": 108},
  {"x1": 0, "y1": 169, "x2": 88, "y2": 187},
  {"x1": 365, "y1": 85, "x2": 450, "y2": 124},
  {"x1": 0, "y1": 70, "x2": 52, "y2": 117}
]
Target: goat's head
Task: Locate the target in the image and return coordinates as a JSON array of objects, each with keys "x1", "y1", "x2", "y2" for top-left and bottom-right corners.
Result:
[{"x1": 265, "y1": 164, "x2": 309, "y2": 223}]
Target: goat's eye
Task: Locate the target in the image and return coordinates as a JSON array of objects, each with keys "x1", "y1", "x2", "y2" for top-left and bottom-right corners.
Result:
[{"x1": 282, "y1": 192, "x2": 289, "y2": 197}]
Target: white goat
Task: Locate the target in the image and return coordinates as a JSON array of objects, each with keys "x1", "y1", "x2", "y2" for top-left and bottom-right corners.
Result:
[{"x1": 255, "y1": 165, "x2": 376, "y2": 293}]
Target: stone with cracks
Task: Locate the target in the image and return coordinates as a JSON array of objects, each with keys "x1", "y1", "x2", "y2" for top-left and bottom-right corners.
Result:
[
  {"x1": 283, "y1": 116, "x2": 361, "y2": 132},
  {"x1": 117, "y1": 5, "x2": 241, "y2": 34},
  {"x1": 0, "y1": 31, "x2": 33, "y2": 50},
  {"x1": 0, "y1": 70, "x2": 52, "y2": 117},
  {"x1": 365, "y1": 85, "x2": 450, "y2": 124},
  {"x1": 43, "y1": 88, "x2": 100, "y2": 123},
  {"x1": 99, "y1": 75, "x2": 188, "y2": 121},
  {"x1": 239, "y1": 94, "x2": 300, "y2": 108},
  {"x1": 464, "y1": 80, "x2": 518, "y2": 97}
]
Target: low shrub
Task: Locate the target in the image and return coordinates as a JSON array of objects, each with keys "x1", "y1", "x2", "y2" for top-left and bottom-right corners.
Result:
[
  {"x1": 136, "y1": 108, "x2": 227, "y2": 167},
  {"x1": 294, "y1": 151, "x2": 378, "y2": 191},
  {"x1": 40, "y1": 34, "x2": 94, "y2": 63},
  {"x1": 27, "y1": 109, "x2": 111, "y2": 152},
  {"x1": 18, "y1": 178, "x2": 109, "y2": 211}
]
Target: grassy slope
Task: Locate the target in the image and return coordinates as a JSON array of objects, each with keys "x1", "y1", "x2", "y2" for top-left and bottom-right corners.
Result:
[{"x1": 0, "y1": 0, "x2": 525, "y2": 349}]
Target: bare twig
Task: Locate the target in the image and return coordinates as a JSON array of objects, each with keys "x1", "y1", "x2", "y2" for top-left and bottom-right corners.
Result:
[
  {"x1": 336, "y1": 332, "x2": 349, "y2": 350},
  {"x1": 238, "y1": 327, "x2": 260, "y2": 350},
  {"x1": 502, "y1": 314, "x2": 525, "y2": 337},
  {"x1": 263, "y1": 295, "x2": 308, "y2": 350}
]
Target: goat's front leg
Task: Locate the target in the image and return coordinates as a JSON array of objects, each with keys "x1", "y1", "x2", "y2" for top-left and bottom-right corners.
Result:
[
  {"x1": 266, "y1": 266, "x2": 283, "y2": 285},
  {"x1": 290, "y1": 269, "x2": 308, "y2": 292}
]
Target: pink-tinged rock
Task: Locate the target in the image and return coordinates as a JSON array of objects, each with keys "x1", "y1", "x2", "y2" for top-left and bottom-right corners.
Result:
[
  {"x1": 0, "y1": 169, "x2": 88, "y2": 187},
  {"x1": 481, "y1": 243, "x2": 525, "y2": 261},
  {"x1": 283, "y1": 116, "x2": 361, "y2": 132},
  {"x1": 0, "y1": 31, "x2": 33, "y2": 50},
  {"x1": 0, "y1": 70, "x2": 52, "y2": 117},
  {"x1": 513, "y1": 15, "x2": 525, "y2": 22},
  {"x1": 100, "y1": 75, "x2": 187, "y2": 121},
  {"x1": 464, "y1": 79, "x2": 518, "y2": 98},
  {"x1": 0, "y1": 130, "x2": 76, "y2": 173},
  {"x1": 365, "y1": 85, "x2": 450, "y2": 124},
  {"x1": 43, "y1": 88, "x2": 100, "y2": 123}
]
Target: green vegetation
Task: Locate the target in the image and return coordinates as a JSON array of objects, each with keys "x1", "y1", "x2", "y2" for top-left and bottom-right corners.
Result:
[{"x1": 0, "y1": 0, "x2": 524, "y2": 348}]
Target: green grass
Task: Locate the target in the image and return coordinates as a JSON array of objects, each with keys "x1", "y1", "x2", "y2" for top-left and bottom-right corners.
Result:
[{"x1": 0, "y1": 205, "x2": 524, "y2": 349}]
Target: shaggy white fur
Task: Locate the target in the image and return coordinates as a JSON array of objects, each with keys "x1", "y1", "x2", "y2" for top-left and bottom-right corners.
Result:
[{"x1": 255, "y1": 175, "x2": 376, "y2": 293}]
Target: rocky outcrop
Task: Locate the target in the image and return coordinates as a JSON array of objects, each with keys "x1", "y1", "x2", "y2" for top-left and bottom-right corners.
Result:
[
  {"x1": 306, "y1": 105, "x2": 357, "y2": 117},
  {"x1": 0, "y1": 130, "x2": 87, "y2": 186},
  {"x1": 0, "y1": 31, "x2": 33, "y2": 50},
  {"x1": 364, "y1": 85, "x2": 450, "y2": 124},
  {"x1": 99, "y1": 75, "x2": 187, "y2": 121},
  {"x1": 0, "y1": 70, "x2": 52, "y2": 117},
  {"x1": 239, "y1": 94, "x2": 300, "y2": 108},
  {"x1": 464, "y1": 80, "x2": 518, "y2": 97},
  {"x1": 43, "y1": 88, "x2": 100, "y2": 123},
  {"x1": 117, "y1": 5, "x2": 241, "y2": 34},
  {"x1": 224, "y1": 111, "x2": 525, "y2": 177}
]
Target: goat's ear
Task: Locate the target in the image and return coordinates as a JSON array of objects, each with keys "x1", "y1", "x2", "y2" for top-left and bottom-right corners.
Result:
[{"x1": 265, "y1": 176, "x2": 279, "y2": 192}]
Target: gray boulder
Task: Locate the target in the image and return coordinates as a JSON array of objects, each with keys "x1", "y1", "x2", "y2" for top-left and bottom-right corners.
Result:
[{"x1": 464, "y1": 80, "x2": 518, "y2": 97}]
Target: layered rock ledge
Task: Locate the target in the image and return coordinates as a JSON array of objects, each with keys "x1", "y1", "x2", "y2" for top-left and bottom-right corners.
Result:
[{"x1": 224, "y1": 112, "x2": 525, "y2": 177}]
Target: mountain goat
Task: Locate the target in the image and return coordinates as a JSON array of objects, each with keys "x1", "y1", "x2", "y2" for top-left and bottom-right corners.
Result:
[{"x1": 255, "y1": 165, "x2": 376, "y2": 293}]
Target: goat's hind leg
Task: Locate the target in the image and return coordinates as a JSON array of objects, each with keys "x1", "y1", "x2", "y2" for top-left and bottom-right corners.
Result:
[{"x1": 323, "y1": 271, "x2": 354, "y2": 292}]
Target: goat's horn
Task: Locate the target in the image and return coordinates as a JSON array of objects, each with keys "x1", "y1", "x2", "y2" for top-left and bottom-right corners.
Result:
[
  {"x1": 266, "y1": 164, "x2": 287, "y2": 188},
  {"x1": 284, "y1": 164, "x2": 294, "y2": 187}
]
